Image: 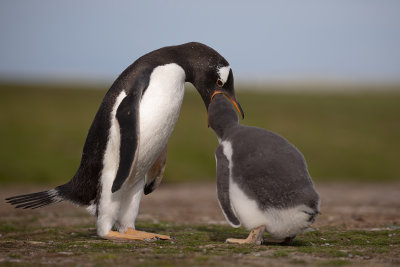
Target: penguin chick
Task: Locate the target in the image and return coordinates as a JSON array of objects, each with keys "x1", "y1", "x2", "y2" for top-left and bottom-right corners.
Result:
[{"x1": 208, "y1": 93, "x2": 320, "y2": 245}]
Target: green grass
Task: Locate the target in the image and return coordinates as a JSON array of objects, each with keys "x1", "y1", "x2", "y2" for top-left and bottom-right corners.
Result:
[
  {"x1": 0, "y1": 82, "x2": 399, "y2": 184},
  {"x1": 0, "y1": 219, "x2": 399, "y2": 266}
]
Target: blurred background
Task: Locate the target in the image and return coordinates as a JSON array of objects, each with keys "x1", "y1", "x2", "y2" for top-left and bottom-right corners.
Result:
[{"x1": 0, "y1": 0, "x2": 399, "y2": 185}]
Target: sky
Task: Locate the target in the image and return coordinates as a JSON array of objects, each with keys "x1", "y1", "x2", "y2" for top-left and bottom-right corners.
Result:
[{"x1": 0, "y1": 0, "x2": 400, "y2": 85}]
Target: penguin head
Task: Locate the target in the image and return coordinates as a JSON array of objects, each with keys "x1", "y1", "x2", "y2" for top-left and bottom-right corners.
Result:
[
  {"x1": 208, "y1": 93, "x2": 239, "y2": 137},
  {"x1": 182, "y1": 42, "x2": 244, "y2": 119}
]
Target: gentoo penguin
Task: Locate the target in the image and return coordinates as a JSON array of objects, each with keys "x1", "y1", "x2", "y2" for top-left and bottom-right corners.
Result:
[
  {"x1": 6, "y1": 42, "x2": 244, "y2": 241},
  {"x1": 208, "y1": 92, "x2": 320, "y2": 245}
]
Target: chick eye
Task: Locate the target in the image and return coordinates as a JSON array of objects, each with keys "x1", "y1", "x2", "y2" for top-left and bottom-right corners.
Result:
[{"x1": 216, "y1": 79, "x2": 224, "y2": 87}]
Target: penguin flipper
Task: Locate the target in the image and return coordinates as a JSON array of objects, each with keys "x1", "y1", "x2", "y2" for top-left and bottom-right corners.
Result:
[
  {"x1": 111, "y1": 92, "x2": 141, "y2": 193},
  {"x1": 215, "y1": 146, "x2": 241, "y2": 227},
  {"x1": 144, "y1": 145, "x2": 168, "y2": 195}
]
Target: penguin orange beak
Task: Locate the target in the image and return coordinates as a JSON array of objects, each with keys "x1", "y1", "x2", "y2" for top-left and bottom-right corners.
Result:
[
  {"x1": 209, "y1": 90, "x2": 245, "y2": 119},
  {"x1": 207, "y1": 90, "x2": 244, "y2": 126}
]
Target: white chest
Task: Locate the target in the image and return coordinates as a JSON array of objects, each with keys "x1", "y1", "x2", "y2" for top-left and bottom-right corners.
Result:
[{"x1": 135, "y1": 63, "x2": 186, "y2": 176}]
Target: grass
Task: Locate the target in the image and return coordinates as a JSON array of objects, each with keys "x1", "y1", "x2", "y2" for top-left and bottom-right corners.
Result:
[
  {"x1": 1, "y1": 82, "x2": 399, "y2": 266},
  {"x1": 0, "y1": 219, "x2": 399, "y2": 266},
  {"x1": 0, "y1": 82, "x2": 400, "y2": 184}
]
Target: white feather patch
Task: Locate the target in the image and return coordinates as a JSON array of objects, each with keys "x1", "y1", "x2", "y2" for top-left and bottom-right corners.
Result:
[
  {"x1": 86, "y1": 200, "x2": 96, "y2": 215},
  {"x1": 220, "y1": 141, "x2": 240, "y2": 227},
  {"x1": 130, "y1": 63, "x2": 186, "y2": 181},
  {"x1": 230, "y1": 181, "x2": 314, "y2": 238},
  {"x1": 96, "y1": 90, "x2": 127, "y2": 236},
  {"x1": 47, "y1": 188, "x2": 63, "y2": 202},
  {"x1": 215, "y1": 152, "x2": 240, "y2": 228},
  {"x1": 217, "y1": 65, "x2": 231, "y2": 85}
]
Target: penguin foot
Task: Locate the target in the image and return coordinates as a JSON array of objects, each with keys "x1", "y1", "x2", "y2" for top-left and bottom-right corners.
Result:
[
  {"x1": 104, "y1": 229, "x2": 171, "y2": 241},
  {"x1": 226, "y1": 225, "x2": 266, "y2": 245},
  {"x1": 226, "y1": 237, "x2": 262, "y2": 245},
  {"x1": 104, "y1": 230, "x2": 149, "y2": 241},
  {"x1": 124, "y1": 227, "x2": 171, "y2": 241}
]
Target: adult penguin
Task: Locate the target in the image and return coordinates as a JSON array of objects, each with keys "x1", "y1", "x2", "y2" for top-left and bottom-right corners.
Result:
[{"x1": 6, "y1": 42, "x2": 244, "y2": 241}]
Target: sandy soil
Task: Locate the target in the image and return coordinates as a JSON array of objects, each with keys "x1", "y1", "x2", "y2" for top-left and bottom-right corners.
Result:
[
  {"x1": 1, "y1": 182, "x2": 399, "y2": 230},
  {"x1": 141, "y1": 182, "x2": 400, "y2": 230}
]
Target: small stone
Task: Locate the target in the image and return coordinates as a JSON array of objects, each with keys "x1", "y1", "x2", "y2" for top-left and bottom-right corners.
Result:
[
  {"x1": 369, "y1": 228, "x2": 384, "y2": 231},
  {"x1": 27, "y1": 241, "x2": 45, "y2": 245},
  {"x1": 58, "y1": 252, "x2": 73, "y2": 255}
]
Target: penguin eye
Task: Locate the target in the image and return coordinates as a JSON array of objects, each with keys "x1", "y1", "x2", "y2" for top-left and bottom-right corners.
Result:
[{"x1": 216, "y1": 79, "x2": 224, "y2": 87}]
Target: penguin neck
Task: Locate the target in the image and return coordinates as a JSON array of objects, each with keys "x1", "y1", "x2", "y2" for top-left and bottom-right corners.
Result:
[
  {"x1": 216, "y1": 126, "x2": 238, "y2": 143},
  {"x1": 210, "y1": 119, "x2": 239, "y2": 142}
]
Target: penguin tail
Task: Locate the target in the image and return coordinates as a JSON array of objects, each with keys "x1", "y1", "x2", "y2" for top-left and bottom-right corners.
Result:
[{"x1": 5, "y1": 188, "x2": 64, "y2": 209}]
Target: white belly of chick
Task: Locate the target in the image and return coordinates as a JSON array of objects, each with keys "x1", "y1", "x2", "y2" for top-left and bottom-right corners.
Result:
[
  {"x1": 132, "y1": 63, "x2": 186, "y2": 180},
  {"x1": 230, "y1": 180, "x2": 314, "y2": 238}
]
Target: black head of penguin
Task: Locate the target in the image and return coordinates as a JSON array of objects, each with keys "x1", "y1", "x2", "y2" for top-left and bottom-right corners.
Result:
[
  {"x1": 176, "y1": 42, "x2": 244, "y2": 118},
  {"x1": 208, "y1": 93, "x2": 239, "y2": 138}
]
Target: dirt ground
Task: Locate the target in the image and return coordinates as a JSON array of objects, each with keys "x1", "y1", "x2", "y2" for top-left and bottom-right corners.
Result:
[
  {"x1": 1, "y1": 182, "x2": 399, "y2": 230},
  {"x1": 142, "y1": 182, "x2": 400, "y2": 230},
  {"x1": 0, "y1": 182, "x2": 399, "y2": 266}
]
